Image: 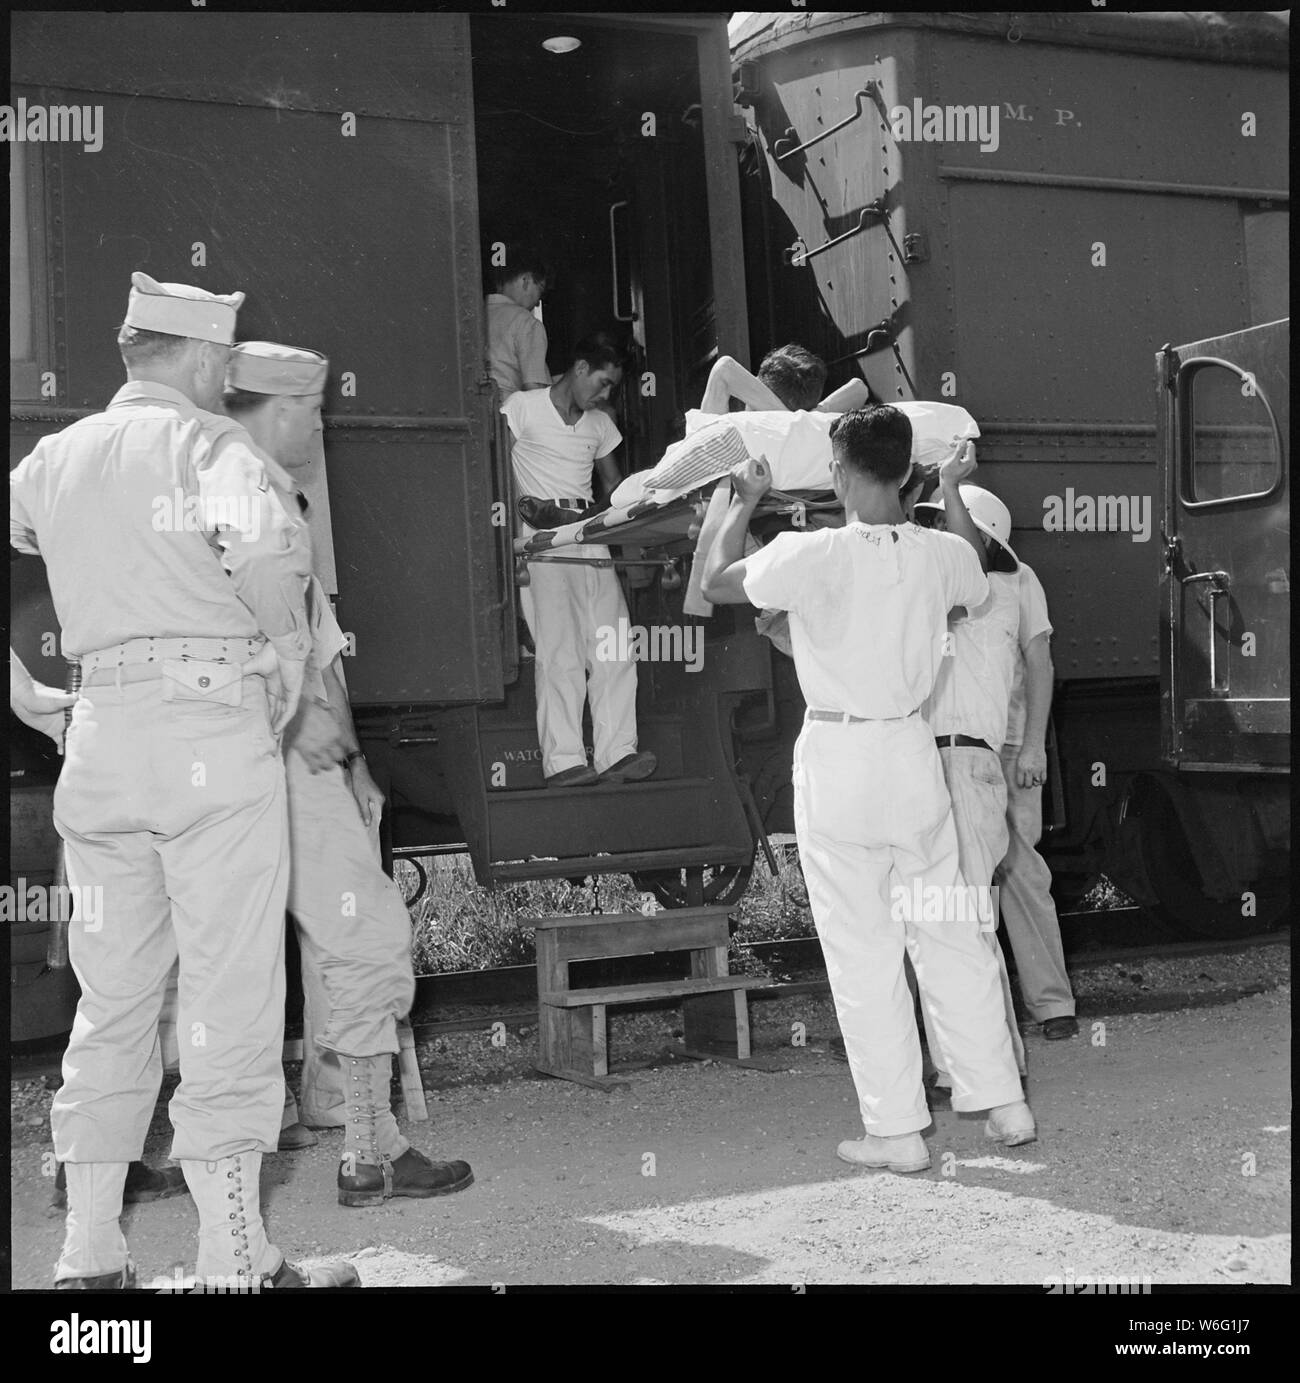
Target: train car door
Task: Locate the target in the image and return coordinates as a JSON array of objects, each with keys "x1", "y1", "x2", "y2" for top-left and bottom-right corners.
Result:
[{"x1": 1157, "y1": 319, "x2": 1290, "y2": 768}]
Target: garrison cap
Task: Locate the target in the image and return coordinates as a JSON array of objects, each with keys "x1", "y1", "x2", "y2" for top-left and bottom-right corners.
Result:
[
  {"x1": 122, "y1": 271, "x2": 245, "y2": 344},
  {"x1": 227, "y1": 341, "x2": 330, "y2": 396}
]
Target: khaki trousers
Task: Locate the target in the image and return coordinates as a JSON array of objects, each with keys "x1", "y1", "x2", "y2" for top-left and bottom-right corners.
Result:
[
  {"x1": 793, "y1": 716, "x2": 1023, "y2": 1136},
  {"x1": 998, "y1": 743, "x2": 1077, "y2": 1021},
  {"x1": 924, "y1": 748, "x2": 1027, "y2": 1080},
  {"x1": 281, "y1": 749, "x2": 413, "y2": 1126},
  {"x1": 51, "y1": 675, "x2": 288, "y2": 1163}
]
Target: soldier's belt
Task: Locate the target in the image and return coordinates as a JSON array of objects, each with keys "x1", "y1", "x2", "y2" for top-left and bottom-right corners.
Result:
[
  {"x1": 805, "y1": 707, "x2": 920, "y2": 724},
  {"x1": 79, "y1": 636, "x2": 268, "y2": 686}
]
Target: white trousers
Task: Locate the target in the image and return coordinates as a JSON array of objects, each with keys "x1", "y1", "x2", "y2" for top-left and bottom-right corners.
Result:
[
  {"x1": 998, "y1": 743, "x2": 1077, "y2": 1020},
  {"x1": 793, "y1": 716, "x2": 1023, "y2": 1135},
  {"x1": 520, "y1": 548, "x2": 639, "y2": 778},
  {"x1": 924, "y1": 748, "x2": 1027, "y2": 1080}
]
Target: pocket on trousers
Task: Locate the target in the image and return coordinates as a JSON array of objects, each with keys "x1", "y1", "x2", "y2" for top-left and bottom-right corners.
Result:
[
  {"x1": 161, "y1": 659, "x2": 244, "y2": 706},
  {"x1": 973, "y1": 757, "x2": 1007, "y2": 790}
]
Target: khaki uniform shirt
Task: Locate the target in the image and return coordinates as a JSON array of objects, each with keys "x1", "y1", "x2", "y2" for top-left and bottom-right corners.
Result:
[
  {"x1": 10, "y1": 381, "x2": 312, "y2": 662},
  {"x1": 258, "y1": 451, "x2": 349, "y2": 703}
]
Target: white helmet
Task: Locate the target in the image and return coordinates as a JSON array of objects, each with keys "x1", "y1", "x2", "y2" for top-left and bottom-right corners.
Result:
[{"x1": 913, "y1": 484, "x2": 1019, "y2": 572}]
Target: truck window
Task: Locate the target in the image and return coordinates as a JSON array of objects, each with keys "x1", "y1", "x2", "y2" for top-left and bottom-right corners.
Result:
[{"x1": 1184, "y1": 360, "x2": 1280, "y2": 506}]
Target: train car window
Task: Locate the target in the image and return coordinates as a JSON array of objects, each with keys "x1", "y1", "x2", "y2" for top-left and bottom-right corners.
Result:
[
  {"x1": 1182, "y1": 360, "x2": 1282, "y2": 509},
  {"x1": 9, "y1": 141, "x2": 46, "y2": 400}
]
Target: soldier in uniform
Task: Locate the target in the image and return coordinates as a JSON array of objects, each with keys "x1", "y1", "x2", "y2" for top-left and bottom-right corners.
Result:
[
  {"x1": 10, "y1": 273, "x2": 356, "y2": 1290},
  {"x1": 223, "y1": 340, "x2": 474, "y2": 1204}
]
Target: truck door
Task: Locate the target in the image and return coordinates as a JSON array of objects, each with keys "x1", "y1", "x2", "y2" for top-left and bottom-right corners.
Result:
[{"x1": 1158, "y1": 319, "x2": 1290, "y2": 768}]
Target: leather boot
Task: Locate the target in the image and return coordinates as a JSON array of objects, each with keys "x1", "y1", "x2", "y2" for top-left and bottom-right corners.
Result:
[
  {"x1": 53, "y1": 1159, "x2": 189, "y2": 1210},
  {"x1": 181, "y1": 1152, "x2": 282, "y2": 1288},
  {"x1": 53, "y1": 1162, "x2": 132, "y2": 1287},
  {"x1": 337, "y1": 1054, "x2": 473, "y2": 1207},
  {"x1": 179, "y1": 1152, "x2": 358, "y2": 1290}
]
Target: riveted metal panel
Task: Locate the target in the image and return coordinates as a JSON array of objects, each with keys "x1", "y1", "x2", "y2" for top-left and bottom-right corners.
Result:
[
  {"x1": 12, "y1": 12, "x2": 470, "y2": 122},
  {"x1": 12, "y1": 12, "x2": 498, "y2": 708},
  {"x1": 52, "y1": 93, "x2": 466, "y2": 419},
  {"x1": 923, "y1": 30, "x2": 1288, "y2": 193},
  {"x1": 944, "y1": 184, "x2": 1249, "y2": 425}
]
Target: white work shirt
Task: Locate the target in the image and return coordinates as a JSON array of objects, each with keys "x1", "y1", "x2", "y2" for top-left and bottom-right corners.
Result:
[
  {"x1": 502, "y1": 388, "x2": 621, "y2": 504},
  {"x1": 486, "y1": 293, "x2": 550, "y2": 400},
  {"x1": 1004, "y1": 561, "x2": 1053, "y2": 747},
  {"x1": 923, "y1": 570, "x2": 1020, "y2": 749},
  {"x1": 742, "y1": 523, "x2": 989, "y2": 720}
]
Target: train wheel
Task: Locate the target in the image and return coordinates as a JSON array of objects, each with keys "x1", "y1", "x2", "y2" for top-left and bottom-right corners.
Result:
[
  {"x1": 631, "y1": 862, "x2": 754, "y2": 912},
  {"x1": 1134, "y1": 780, "x2": 1289, "y2": 940},
  {"x1": 392, "y1": 857, "x2": 430, "y2": 910}
]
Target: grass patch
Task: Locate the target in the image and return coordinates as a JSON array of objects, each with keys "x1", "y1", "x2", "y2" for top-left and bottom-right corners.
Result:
[{"x1": 401, "y1": 845, "x2": 816, "y2": 976}]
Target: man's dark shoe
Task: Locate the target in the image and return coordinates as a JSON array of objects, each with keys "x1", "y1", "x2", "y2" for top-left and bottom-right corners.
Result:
[
  {"x1": 1042, "y1": 1015, "x2": 1079, "y2": 1040},
  {"x1": 53, "y1": 1160, "x2": 189, "y2": 1210},
  {"x1": 277, "y1": 1122, "x2": 320, "y2": 1152},
  {"x1": 546, "y1": 765, "x2": 599, "y2": 789},
  {"x1": 56, "y1": 1264, "x2": 137, "y2": 1290},
  {"x1": 263, "y1": 1256, "x2": 361, "y2": 1289},
  {"x1": 338, "y1": 1147, "x2": 474, "y2": 1207},
  {"x1": 599, "y1": 751, "x2": 657, "y2": 783},
  {"x1": 517, "y1": 496, "x2": 597, "y2": 530}
]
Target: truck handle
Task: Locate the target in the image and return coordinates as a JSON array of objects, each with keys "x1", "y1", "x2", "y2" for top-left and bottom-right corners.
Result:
[
  {"x1": 1181, "y1": 570, "x2": 1231, "y2": 692},
  {"x1": 609, "y1": 201, "x2": 636, "y2": 323}
]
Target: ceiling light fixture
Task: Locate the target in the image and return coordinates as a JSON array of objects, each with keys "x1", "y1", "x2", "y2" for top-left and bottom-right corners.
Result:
[{"x1": 542, "y1": 36, "x2": 582, "y2": 55}]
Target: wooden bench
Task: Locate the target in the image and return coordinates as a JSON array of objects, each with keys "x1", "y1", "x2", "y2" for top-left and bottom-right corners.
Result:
[{"x1": 534, "y1": 906, "x2": 753, "y2": 1089}]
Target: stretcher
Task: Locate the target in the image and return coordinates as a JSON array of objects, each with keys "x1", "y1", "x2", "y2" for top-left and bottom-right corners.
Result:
[{"x1": 513, "y1": 486, "x2": 842, "y2": 563}]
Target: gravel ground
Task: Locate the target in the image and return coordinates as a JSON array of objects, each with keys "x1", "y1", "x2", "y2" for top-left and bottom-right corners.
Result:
[{"x1": 10, "y1": 944, "x2": 1290, "y2": 1288}]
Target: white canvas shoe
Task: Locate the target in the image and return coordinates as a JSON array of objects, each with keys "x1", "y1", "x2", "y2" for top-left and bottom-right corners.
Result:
[
  {"x1": 836, "y1": 1131, "x2": 931, "y2": 1173},
  {"x1": 985, "y1": 1100, "x2": 1037, "y2": 1147}
]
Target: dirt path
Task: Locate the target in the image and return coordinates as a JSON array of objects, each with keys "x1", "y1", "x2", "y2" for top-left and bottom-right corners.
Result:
[{"x1": 11, "y1": 984, "x2": 1289, "y2": 1287}]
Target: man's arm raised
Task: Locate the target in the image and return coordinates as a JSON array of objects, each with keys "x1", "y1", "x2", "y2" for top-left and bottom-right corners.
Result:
[{"x1": 700, "y1": 455, "x2": 772, "y2": 605}]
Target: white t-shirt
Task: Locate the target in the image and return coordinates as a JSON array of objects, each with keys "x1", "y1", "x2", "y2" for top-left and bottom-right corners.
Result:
[
  {"x1": 502, "y1": 388, "x2": 621, "y2": 504},
  {"x1": 923, "y1": 570, "x2": 1020, "y2": 749},
  {"x1": 742, "y1": 523, "x2": 988, "y2": 720},
  {"x1": 1004, "y1": 561, "x2": 1053, "y2": 747}
]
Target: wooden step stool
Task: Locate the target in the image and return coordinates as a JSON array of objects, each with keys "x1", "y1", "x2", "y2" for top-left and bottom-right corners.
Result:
[{"x1": 534, "y1": 906, "x2": 752, "y2": 1089}]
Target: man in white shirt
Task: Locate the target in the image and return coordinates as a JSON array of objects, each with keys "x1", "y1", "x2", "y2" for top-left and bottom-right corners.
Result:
[
  {"x1": 1000, "y1": 567, "x2": 1079, "y2": 1038},
  {"x1": 702, "y1": 406, "x2": 1035, "y2": 1171},
  {"x1": 503, "y1": 335, "x2": 655, "y2": 788},
  {"x1": 485, "y1": 249, "x2": 551, "y2": 401},
  {"x1": 914, "y1": 481, "x2": 1030, "y2": 1093}
]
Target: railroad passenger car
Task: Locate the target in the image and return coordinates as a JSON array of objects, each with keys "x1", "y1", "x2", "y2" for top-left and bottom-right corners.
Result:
[
  {"x1": 8, "y1": 12, "x2": 764, "y2": 1044},
  {"x1": 726, "y1": 10, "x2": 1290, "y2": 936}
]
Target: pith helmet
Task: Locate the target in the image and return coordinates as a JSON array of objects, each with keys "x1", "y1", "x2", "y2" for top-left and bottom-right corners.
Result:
[{"x1": 914, "y1": 484, "x2": 1019, "y2": 572}]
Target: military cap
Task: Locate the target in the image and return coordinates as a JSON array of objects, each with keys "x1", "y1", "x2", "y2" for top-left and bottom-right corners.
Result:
[
  {"x1": 227, "y1": 341, "x2": 330, "y2": 396},
  {"x1": 122, "y1": 271, "x2": 245, "y2": 344}
]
